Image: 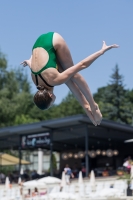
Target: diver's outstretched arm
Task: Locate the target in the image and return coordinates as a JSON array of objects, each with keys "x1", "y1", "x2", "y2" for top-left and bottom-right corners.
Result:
[{"x1": 53, "y1": 41, "x2": 119, "y2": 85}]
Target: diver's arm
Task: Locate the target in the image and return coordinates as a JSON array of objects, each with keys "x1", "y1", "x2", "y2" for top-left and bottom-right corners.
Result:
[
  {"x1": 20, "y1": 55, "x2": 32, "y2": 68},
  {"x1": 52, "y1": 42, "x2": 119, "y2": 85}
]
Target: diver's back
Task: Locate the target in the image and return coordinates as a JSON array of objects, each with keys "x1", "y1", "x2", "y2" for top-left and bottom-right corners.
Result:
[{"x1": 31, "y1": 32, "x2": 57, "y2": 73}]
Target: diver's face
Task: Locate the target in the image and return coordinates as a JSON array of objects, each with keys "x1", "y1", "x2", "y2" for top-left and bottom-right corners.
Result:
[{"x1": 48, "y1": 92, "x2": 56, "y2": 108}]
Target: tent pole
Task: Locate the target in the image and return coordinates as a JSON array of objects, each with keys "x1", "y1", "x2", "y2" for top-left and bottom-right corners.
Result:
[
  {"x1": 19, "y1": 136, "x2": 22, "y2": 176},
  {"x1": 50, "y1": 131, "x2": 53, "y2": 176},
  {"x1": 85, "y1": 125, "x2": 89, "y2": 177}
]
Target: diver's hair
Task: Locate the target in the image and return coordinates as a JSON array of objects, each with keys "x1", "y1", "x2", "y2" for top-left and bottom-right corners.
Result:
[{"x1": 33, "y1": 85, "x2": 52, "y2": 110}]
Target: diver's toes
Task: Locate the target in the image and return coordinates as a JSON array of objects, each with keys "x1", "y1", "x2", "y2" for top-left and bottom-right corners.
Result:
[{"x1": 97, "y1": 121, "x2": 101, "y2": 125}]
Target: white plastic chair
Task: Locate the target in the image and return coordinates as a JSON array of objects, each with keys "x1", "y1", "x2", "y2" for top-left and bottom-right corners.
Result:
[
  {"x1": 40, "y1": 194, "x2": 48, "y2": 200},
  {"x1": 113, "y1": 180, "x2": 127, "y2": 197},
  {"x1": 78, "y1": 185, "x2": 85, "y2": 197},
  {"x1": 62, "y1": 185, "x2": 69, "y2": 193},
  {"x1": 103, "y1": 181, "x2": 112, "y2": 189},
  {"x1": 90, "y1": 182, "x2": 104, "y2": 198},
  {"x1": 49, "y1": 186, "x2": 61, "y2": 200},
  {"x1": 0, "y1": 189, "x2": 4, "y2": 198},
  {"x1": 1, "y1": 198, "x2": 10, "y2": 200},
  {"x1": 50, "y1": 186, "x2": 60, "y2": 194},
  {"x1": 85, "y1": 183, "x2": 91, "y2": 194},
  {"x1": 67, "y1": 184, "x2": 78, "y2": 200},
  {"x1": 69, "y1": 184, "x2": 76, "y2": 193}
]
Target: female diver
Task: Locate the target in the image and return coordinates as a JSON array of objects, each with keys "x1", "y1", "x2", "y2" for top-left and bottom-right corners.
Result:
[{"x1": 21, "y1": 32, "x2": 119, "y2": 126}]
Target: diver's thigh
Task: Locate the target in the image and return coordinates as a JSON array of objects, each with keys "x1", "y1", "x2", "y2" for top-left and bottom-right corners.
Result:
[
  {"x1": 53, "y1": 32, "x2": 74, "y2": 69},
  {"x1": 56, "y1": 57, "x2": 82, "y2": 85}
]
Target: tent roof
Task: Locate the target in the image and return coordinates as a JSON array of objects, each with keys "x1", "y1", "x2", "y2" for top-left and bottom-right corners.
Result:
[{"x1": 0, "y1": 153, "x2": 30, "y2": 166}]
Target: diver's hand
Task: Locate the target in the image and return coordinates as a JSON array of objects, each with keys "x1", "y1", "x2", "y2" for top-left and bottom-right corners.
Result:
[
  {"x1": 20, "y1": 60, "x2": 31, "y2": 67},
  {"x1": 101, "y1": 41, "x2": 119, "y2": 54}
]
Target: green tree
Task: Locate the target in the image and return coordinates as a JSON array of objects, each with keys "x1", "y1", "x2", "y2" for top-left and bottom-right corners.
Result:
[
  {"x1": 51, "y1": 153, "x2": 57, "y2": 171},
  {"x1": 0, "y1": 50, "x2": 7, "y2": 90},
  {"x1": 126, "y1": 89, "x2": 133, "y2": 125},
  {"x1": 29, "y1": 91, "x2": 85, "y2": 122},
  {"x1": 94, "y1": 65, "x2": 132, "y2": 124},
  {"x1": 54, "y1": 92, "x2": 84, "y2": 117},
  {"x1": 0, "y1": 49, "x2": 38, "y2": 127}
]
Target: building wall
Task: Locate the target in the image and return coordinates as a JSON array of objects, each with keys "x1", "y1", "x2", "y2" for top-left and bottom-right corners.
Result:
[
  {"x1": 21, "y1": 150, "x2": 60, "y2": 172},
  {"x1": 14, "y1": 142, "x2": 133, "y2": 174}
]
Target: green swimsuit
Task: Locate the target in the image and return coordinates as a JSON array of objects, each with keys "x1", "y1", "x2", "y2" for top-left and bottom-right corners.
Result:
[{"x1": 31, "y1": 32, "x2": 57, "y2": 87}]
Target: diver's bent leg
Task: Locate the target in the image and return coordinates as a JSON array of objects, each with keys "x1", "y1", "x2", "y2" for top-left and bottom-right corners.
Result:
[
  {"x1": 70, "y1": 73, "x2": 102, "y2": 123},
  {"x1": 66, "y1": 80, "x2": 97, "y2": 126},
  {"x1": 57, "y1": 61, "x2": 97, "y2": 125},
  {"x1": 53, "y1": 33, "x2": 96, "y2": 107},
  {"x1": 53, "y1": 33, "x2": 102, "y2": 124}
]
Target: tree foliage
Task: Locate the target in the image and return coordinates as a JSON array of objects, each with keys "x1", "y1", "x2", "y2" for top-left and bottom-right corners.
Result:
[
  {"x1": 94, "y1": 65, "x2": 133, "y2": 124},
  {"x1": 0, "y1": 50, "x2": 35, "y2": 126}
]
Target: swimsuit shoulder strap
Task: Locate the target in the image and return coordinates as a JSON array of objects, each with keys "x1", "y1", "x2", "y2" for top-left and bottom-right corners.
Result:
[
  {"x1": 38, "y1": 74, "x2": 54, "y2": 87},
  {"x1": 35, "y1": 75, "x2": 38, "y2": 86},
  {"x1": 34, "y1": 74, "x2": 54, "y2": 88}
]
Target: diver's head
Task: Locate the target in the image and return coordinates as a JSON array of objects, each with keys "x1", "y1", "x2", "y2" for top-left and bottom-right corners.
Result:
[{"x1": 33, "y1": 85, "x2": 56, "y2": 110}]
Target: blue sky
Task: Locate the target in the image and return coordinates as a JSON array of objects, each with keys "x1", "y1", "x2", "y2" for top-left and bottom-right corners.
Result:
[{"x1": 0, "y1": 1, "x2": 133, "y2": 104}]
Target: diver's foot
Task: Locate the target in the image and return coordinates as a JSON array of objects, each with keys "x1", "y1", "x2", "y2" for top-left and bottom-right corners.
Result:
[
  {"x1": 91, "y1": 103, "x2": 102, "y2": 125},
  {"x1": 84, "y1": 105, "x2": 97, "y2": 126}
]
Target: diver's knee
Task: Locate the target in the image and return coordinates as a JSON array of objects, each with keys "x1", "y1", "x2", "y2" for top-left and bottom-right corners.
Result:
[
  {"x1": 71, "y1": 73, "x2": 81, "y2": 82},
  {"x1": 53, "y1": 33, "x2": 65, "y2": 50}
]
